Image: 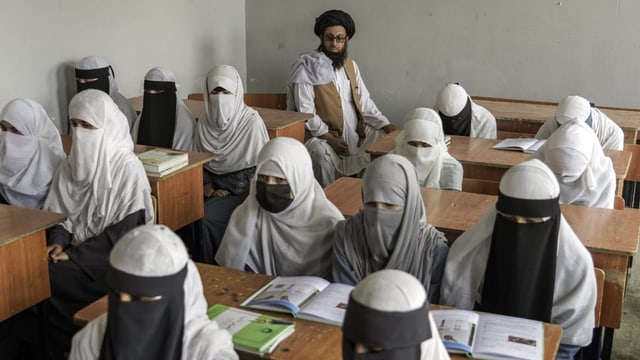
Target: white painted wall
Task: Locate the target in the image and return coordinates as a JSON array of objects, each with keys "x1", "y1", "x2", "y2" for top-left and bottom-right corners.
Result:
[
  {"x1": 0, "y1": 0, "x2": 246, "y2": 133},
  {"x1": 246, "y1": 0, "x2": 640, "y2": 125}
]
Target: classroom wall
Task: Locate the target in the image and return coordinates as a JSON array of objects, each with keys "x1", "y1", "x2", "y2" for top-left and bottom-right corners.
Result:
[
  {"x1": 0, "y1": 0, "x2": 246, "y2": 133},
  {"x1": 245, "y1": 0, "x2": 640, "y2": 125}
]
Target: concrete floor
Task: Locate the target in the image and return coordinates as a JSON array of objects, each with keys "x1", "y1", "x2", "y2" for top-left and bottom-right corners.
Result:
[{"x1": 611, "y1": 257, "x2": 640, "y2": 359}]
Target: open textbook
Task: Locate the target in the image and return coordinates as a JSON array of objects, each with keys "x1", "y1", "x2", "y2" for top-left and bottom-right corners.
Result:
[
  {"x1": 491, "y1": 138, "x2": 546, "y2": 153},
  {"x1": 240, "y1": 276, "x2": 354, "y2": 326},
  {"x1": 207, "y1": 304, "x2": 295, "y2": 356},
  {"x1": 431, "y1": 309, "x2": 544, "y2": 360}
]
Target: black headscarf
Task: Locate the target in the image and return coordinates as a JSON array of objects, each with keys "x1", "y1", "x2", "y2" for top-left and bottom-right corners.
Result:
[
  {"x1": 439, "y1": 97, "x2": 472, "y2": 136},
  {"x1": 342, "y1": 295, "x2": 431, "y2": 360},
  {"x1": 75, "y1": 66, "x2": 111, "y2": 94},
  {"x1": 314, "y1": 9, "x2": 356, "y2": 38},
  {"x1": 480, "y1": 192, "x2": 560, "y2": 322},
  {"x1": 100, "y1": 265, "x2": 187, "y2": 360},
  {"x1": 137, "y1": 80, "x2": 177, "y2": 148}
]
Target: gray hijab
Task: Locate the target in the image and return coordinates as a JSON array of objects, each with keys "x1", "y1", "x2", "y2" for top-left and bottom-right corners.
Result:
[{"x1": 338, "y1": 154, "x2": 442, "y2": 292}]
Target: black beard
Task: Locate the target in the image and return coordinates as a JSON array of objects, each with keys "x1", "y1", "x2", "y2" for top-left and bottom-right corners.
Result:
[{"x1": 318, "y1": 43, "x2": 348, "y2": 68}]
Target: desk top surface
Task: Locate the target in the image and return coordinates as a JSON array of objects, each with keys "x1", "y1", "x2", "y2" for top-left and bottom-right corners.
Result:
[
  {"x1": 75, "y1": 263, "x2": 561, "y2": 360},
  {"x1": 367, "y1": 133, "x2": 631, "y2": 179},
  {"x1": 474, "y1": 98, "x2": 640, "y2": 130},
  {"x1": 0, "y1": 204, "x2": 66, "y2": 247},
  {"x1": 128, "y1": 96, "x2": 312, "y2": 129},
  {"x1": 325, "y1": 177, "x2": 640, "y2": 256}
]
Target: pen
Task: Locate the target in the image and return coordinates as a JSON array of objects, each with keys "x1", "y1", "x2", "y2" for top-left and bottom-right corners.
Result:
[{"x1": 251, "y1": 319, "x2": 294, "y2": 325}]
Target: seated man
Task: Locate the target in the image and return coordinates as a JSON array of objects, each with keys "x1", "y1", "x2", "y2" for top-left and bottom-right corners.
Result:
[
  {"x1": 342, "y1": 269, "x2": 450, "y2": 359},
  {"x1": 287, "y1": 9, "x2": 395, "y2": 187},
  {"x1": 434, "y1": 83, "x2": 496, "y2": 139},
  {"x1": 70, "y1": 224, "x2": 238, "y2": 359},
  {"x1": 535, "y1": 95, "x2": 623, "y2": 150}
]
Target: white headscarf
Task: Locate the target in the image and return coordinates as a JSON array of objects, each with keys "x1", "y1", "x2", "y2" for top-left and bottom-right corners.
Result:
[
  {"x1": 0, "y1": 99, "x2": 65, "y2": 208},
  {"x1": 215, "y1": 137, "x2": 344, "y2": 277},
  {"x1": 193, "y1": 65, "x2": 269, "y2": 174},
  {"x1": 131, "y1": 67, "x2": 195, "y2": 151},
  {"x1": 69, "y1": 224, "x2": 238, "y2": 360},
  {"x1": 533, "y1": 120, "x2": 616, "y2": 209},
  {"x1": 441, "y1": 159, "x2": 596, "y2": 346},
  {"x1": 392, "y1": 109, "x2": 446, "y2": 188},
  {"x1": 44, "y1": 89, "x2": 153, "y2": 244},
  {"x1": 345, "y1": 269, "x2": 450, "y2": 360},
  {"x1": 435, "y1": 83, "x2": 468, "y2": 117},
  {"x1": 555, "y1": 95, "x2": 591, "y2": 125}
]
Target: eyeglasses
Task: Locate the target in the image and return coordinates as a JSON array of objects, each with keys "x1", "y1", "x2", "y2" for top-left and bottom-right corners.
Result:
[{"x1": 324, "y1": 34, "x2": 347, "y2": 43}]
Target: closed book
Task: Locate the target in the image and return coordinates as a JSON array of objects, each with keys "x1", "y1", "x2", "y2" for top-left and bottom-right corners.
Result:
[
  {"x1": 137, "y1": 149, "x2": 189, "y2": 172},
  {"x1": 207, "y1": 304, "x2": 295, "y2": 356},
  {"x1": 144, "y1": 160, "x2": 188, "y2": 177}
]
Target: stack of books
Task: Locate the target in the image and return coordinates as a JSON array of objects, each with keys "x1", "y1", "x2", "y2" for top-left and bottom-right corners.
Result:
[{"x1": 137, "y1": 149, "x2": 189, "y2": 176}]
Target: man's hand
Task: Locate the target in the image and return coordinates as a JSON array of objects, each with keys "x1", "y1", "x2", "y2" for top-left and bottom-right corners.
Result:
[
  {"x1": 47, "y1": 244, "x2": 69, "y2": 263},
  {"x1": 322, "y1": 133, "x2": 350, "y2": 156},
  {"x1": 382, "y1": 124, "x2": 397, "y2": 134}
]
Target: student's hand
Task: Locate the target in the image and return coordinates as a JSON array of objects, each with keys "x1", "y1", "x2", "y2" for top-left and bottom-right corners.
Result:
[
  {"x1": 204, "y1": 183, "x2": 214, "y2": 199},
  {"x1": 322, "y1": 133, "x2": 350, "y2": 156},
  {"x1": 382, "y1": 124, "x2": 397, "y2": 134},
  {"x1": 47, "y1": 244, "x2": 69, "y2": 263},
  {"x1": 212, "y1": 189, "x2": 231, "y2": 198}
]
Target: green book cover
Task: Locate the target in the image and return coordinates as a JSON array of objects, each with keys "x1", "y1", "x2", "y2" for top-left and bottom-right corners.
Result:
[{"x1": 207, "y1": 304, "x2": 295, "y2": 355}]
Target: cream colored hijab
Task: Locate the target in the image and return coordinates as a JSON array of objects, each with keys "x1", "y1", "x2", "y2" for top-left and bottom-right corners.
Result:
[
  {"x1": 193, "y1": 65, "x2": 269, "y2": 174},
  {"x1": 532, "y1": 119, "x2": 616, "y2": 208},
  {"x1": 44, "y1": 89, "x2": 153, "y2": 244},
  {"x1": 215, "y1": 137, "x2": 344, "y2": 277},
  {"x1": 392, "y1": 109, "x2": 446, "y2": 188},
  {"x1": 0, "y1": 99, "x2": 65, "y2": 208}
]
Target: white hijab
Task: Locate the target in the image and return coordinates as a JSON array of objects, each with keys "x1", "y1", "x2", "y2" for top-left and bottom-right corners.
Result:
[
  {"x1": 193, "y1": 65, "x2": 269, "y2": 174},
  {"x1": 215, "y1": 137, "x2": 344, "y2": 277},
  {"x1": 441, "y1": 159, "x2": 596, "y2": 346},
  {"x1": 348, "y1": 270, "x2": 450, "y2": 360},
  {"x1": 392, "y1": 109, "x2": 446, "y2": 188},
  {"x1": 70, "y1": 224, "x2": 238, "y2": 360},
  {"x1": 131, "y1": 67, "x2": 195, "y2": 151},
  {"x1": 0, "y1": 99, "x2": 65, "y2": 208},
  {"x1": 286, "y1": 50, "x2": 334, "y2": 110},
  {"x1": 44, "y1": 89, "x2": 153, "y2": 244},
  {"x1": 533, "y1": 119, "x2": 616, "y2": 209}
]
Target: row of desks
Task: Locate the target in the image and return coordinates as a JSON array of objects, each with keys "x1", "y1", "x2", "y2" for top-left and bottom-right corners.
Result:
[
  {"x1": 74, "y1": 263, "x2": 563, "y2": 360},
  {"x1": 472, "y1": 97, "x2": 640, "y2": 144},
  {"x1": 324, "y1": 177, "x2": 640, "y2": 330},
  {"x1": 367, "y1": 133, "x2": 632, "y2": 197}
]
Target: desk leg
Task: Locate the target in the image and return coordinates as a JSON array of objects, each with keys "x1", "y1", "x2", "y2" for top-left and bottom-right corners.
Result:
[
  {"x1": 37, "y1": 302, "x2": 47, "y2": 360},
  {"x1": 602, "y1": 327, "x2": 614, "y2": 360}
]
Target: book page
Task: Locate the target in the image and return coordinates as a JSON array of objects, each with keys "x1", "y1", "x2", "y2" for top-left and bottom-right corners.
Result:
[
  {"x1": 492, "y1": 138, "x2": 540, "y2": 151},
  {"x1": 473, "y1": 313, "x2": 543, "y2": 360},
  {"x1": 298, "y1": 283, "x2": 353, "y2": 326},
  {"x1": 244, "y1": 276, "x2": 330, "y2": 313},
  {"x1": 431, "y1": 309, "x2": 480, "y2": 353}
]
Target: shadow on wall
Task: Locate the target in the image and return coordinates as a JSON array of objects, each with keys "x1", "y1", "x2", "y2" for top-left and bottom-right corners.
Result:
[{"x1": 56, "y1": 62, "x2": 77, "y2": 135}]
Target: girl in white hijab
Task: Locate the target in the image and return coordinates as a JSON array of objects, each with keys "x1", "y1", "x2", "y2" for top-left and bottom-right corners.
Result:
[
  {"x1": 434, "y1": 83, "x2": 496, "y2": 139},
  {"x1": 535, "y1": 95, "x2": 623, "y2": 151},
  {"x1": 75, "y1": 56, "x2": 137, "y2": 128},
  {"x1": 44, "y1": 89, "x2": 154, "y2": 356},
  {"x1": 391, "y1": 108, "x2": 463, "y2": 191},
  {"x1": 441, "y1": 159, "x2": 596, "y2": 360},
  {"x1": 70, "y1": 224, "x2": 238, "y2": 360},
  {"x1": 194, "y1": 65, "x2": 270, "y2": 263},
  {"x1": 215, "y1": 137, "x2": 344, "y2": 278},
  {"x1": 0, "y1": 98, "x2": 65, "y2": 208},
  {"x1": 131, "y1": 67, "x2": 195, "y2": 151},
  {"x1": 532, "y1": 119, "x2": 616, "y2": 209},
  {"x1": 332, "y1": 154, "x2": 449, "y2": 303},
  {"x1": 343, "y1": 269, "x2": 450, "y2": 360}
]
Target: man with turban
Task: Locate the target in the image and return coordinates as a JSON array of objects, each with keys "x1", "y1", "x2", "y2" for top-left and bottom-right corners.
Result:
[
  {"x1": 535, "y1": 95, "x2": 623, "y2": 150},
  {"x1": 287, "y1": 9, "x2": 396, "y2": 187}
]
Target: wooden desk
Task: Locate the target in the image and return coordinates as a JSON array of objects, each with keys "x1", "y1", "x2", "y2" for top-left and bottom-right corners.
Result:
[
  {"x1": 61, "y1": 136, "x2": 212, "y2": 231},
  {"x1": 473, "y1": 97, "x2": 640, "y2": 144},
  {"x1": 74, "y1": 263, "x2": 561, "y2": 360},
  {"x1": 0, "y1": 205, "x2": 66, "y2": 321},
  {"x1": 366, "y1": 133, "x2": 632, "y2": 197},
  {"x1": 324, "y1": 177, "x2": 640, "y2": 329},
  {"x1": 128, "y1": 96, "x2": 311, "y2": 143}
]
